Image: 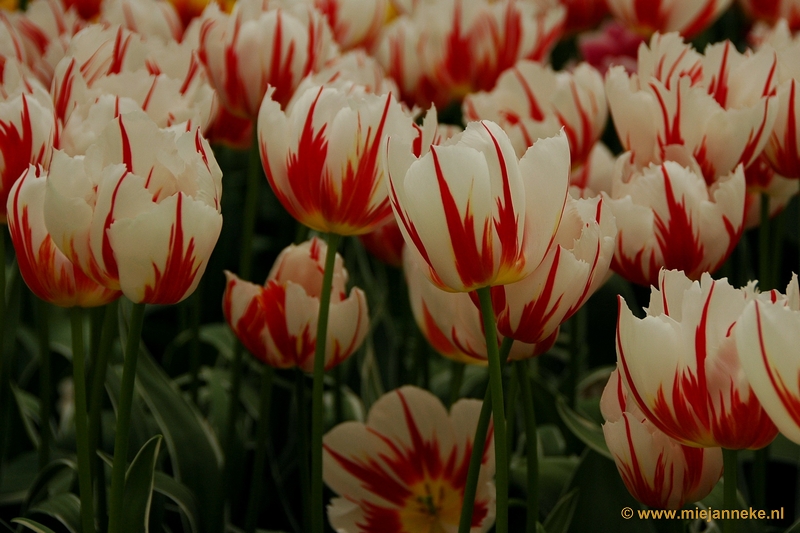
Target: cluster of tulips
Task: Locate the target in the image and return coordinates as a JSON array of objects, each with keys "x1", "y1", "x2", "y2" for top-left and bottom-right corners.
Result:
[{"x1": 1, "y1": 0, "x2": 800, "y2": 532}]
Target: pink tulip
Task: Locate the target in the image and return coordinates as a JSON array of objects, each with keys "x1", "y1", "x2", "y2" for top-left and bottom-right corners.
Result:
[
  {"x1": 223, "y1": 237, "x2": 368, "y2": 372},
  {"x1": 601, "y1": 369, "x2": 723, "y2": 510},
  {"x1": 7, "y1": 165, "x2": 120, "y2": 307},
  {"x1": 43, "y1": 110, "x2": 223, "y2": 304},
  {"x1": 323, "y1": 386, "x2": 496, "y2": 532},
  {"x1": 616, "y1": 269, "x2": 779, "y2": 449}
]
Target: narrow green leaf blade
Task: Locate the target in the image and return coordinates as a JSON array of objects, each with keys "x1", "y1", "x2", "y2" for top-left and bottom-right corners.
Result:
[
  {"x1": 556, "y1": 397, "x2": 612, "y2": 460},
  {"x1": 122, "y1": 435, "x2": 163, "y2": 533},
  {"x1": 28, "y1": 492, "x2": 82, "y2": 533},
  {"x1": 12, "y1": 517, "x2": 58, "y2": 533}
]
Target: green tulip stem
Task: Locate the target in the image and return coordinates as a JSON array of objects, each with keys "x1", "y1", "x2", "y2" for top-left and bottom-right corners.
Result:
[
  {"x1": 310, "y1": 232, "x2": 342, "y2": 533},
  {"x1": 458, "y1": 336, "x2": 514, "y2": 533},
  {"x1": 514, "y1": 360, "x2": 539, "y2": 533},
  {"x1": 477, "y1": 287, "x2": 509, "y2": 533},
  {"x1": 244, "y1": 364, "x2": 275, "y2": 533},
  {"x1": 70, "y1": 307, "x2": 95, "y2": 533},
  {"x1": 35, "y1": 298, "x2": 52, "y2": 469},
  {"x1": 723, "y1": 448, "x2": 738, "y2": 533},
  {"x1": 107, "y1": 301, "x2": 147, "y2": 533}
]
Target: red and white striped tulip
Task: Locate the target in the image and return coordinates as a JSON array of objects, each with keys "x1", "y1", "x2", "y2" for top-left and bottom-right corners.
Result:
[
  {"x1": 601, "y1": 368, "x2": 723, "y2": 509},
  {"x1": 43, "y1": 110, "x2": 223, "y2": 304},
  {"x1": 490, "y1": 195, "x2": 616, "y2": 345},
  {"x1": 464, "y1": 60, "x2": 607, "y2": 165},
  {"x1": 606, "y1": 0, "x2": 732, "y2": 38},
  {"x1": 752, "y1": 20, "x2": 800, "y2": 179},
  {"x1": 374, "y1": 0, "x2": 565, "y2": 108},
  {"x1": 739, "y1": 0, "x2": 800, "y2": 31},
  {"x1": 291, "y1": 50, "x2": 400, "y2": 103},
  {"x1": 606, "y1": 150, "x2": 745, "y2": 287},
  {"x1": 736, "y1": 275, "x2": 800, "y2": 443},
  {"x1": 7, "y1": 165, "x2": 120, "y2": 307},
  {"x1": 606, "y1": 33, "x2": 778, "y2": 184},
  {"x1": 616, "y1": 269, "x2": 779, "y2": 449},
  {"x1": 259, "y1": 84, "x2": 415, "y2": 235},
  {"x1": 223, "y1": 237, "x2": 368, "y2": 372},
  {"x1": 386, "y1": 123, "x2": 570, "y2": 292},
  {"x1": 404, "y1": 248, "x2": 545, "y2": 365},
  {"x1": 742, "y1": 155, "x2": 797, "y2": 229},
  {"x1": 101, "y1": 0, "x2": 183, "y2": 43},
  {"x1": 309, "y1": 0, "x2": 389, "y2": 50},
  {"x1": 197, "y1": 0, "x2": 337, "y2": 116},
  {"x1": 323, "y1": 386, "x2": 496, "y2": 532},
  {"x1": 0, "y1": 62, "x2": 55, "y2": 222}
]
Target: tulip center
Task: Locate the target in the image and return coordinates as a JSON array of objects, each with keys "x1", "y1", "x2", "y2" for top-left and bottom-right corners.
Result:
[{"x1": 400, "y1": 478, "x2": 461, "y2": 533}]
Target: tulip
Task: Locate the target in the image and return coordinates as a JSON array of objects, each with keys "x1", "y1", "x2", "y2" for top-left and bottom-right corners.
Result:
[
  {"x1": 404, "y1": 247, "x2": 545, "y2": 365},
  {"x1": 358, "y1": 218, "x2": 405, "y2": 267},
  {"x1": 101, "y1": 0, "x2": 183, "y2": 43},
  {"x1": 577, "y1": 20, "x2": 643, "y2": 75},
  {"x1": 463, "y1": 60, "x2": 607, "y2": 165},
  {"x1": 605, "y1": 0, "x2": 732, "y2": 38},
  {"x1": 605, "y1": 150, "x2": 745, "y2": 287},
  {"x1": 606, "y1": 32, "x2": 778, "y2": 184},
  {"x1": 223, "y1": 237, "x2": 369, "y2": 373},
  {"x1": 490, "y1": 195, "x2": 616, "y2": 345},
  {"x1": 63, "y1": 0, "x2": 102, "y2": 20},
  {"x1": 323, "y1": 385, "x2": 496, "y2": 533},
  {"x1": 0, "y1": 60, "x2": 55, "y2": 222},
  {"x1": 166, "y1": 0, "x2": 234, "y2": 30},
  {"x1": 735, "y1": 275, "x2": 800, "y2": 443},
  {"x1": 373, "y1": 0, "x2": 565, "y2": 108},
  {"x1": 7, "y1": 164, "x2": 120, "y2": 307},
  {"x1": 742, "y1": 155, "x2": 796, "y2": 229},
  {"x1": 259, "y1": 84, "x2": 415, "y2": 235},
  {"x1": 43, "y1": 110, "x2": 223, "y2": 305},
  {"x1": 197, "y1": 0, "x2": 337, "y2": 116},
  {"x1": 560, "y1": 0, "x2": 610, "y2": 34},
  {"x1": 601, "y1": 368, "x2": 723, "y2": 509},
  {"x1": 616, "y1": 269, "x2": 778, "y2": 450},
  {"x1": 386, "y1": 122, "x2": 570, "y2": 293},
  {"x1": 291, "y1": 50, "x2": 400, "y2": 103},
  {"x1": 739, "y1": 0, "x2": 800, "y2": 31},
  {"x1": 310, "y1": 0, "x2": 389, "y2": 50},
  {"x1": 569, "y1": 142, "x2": 615, "y2": 198}
]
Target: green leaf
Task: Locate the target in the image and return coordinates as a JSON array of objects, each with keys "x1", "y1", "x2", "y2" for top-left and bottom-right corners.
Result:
[
  {"x1": 122, "y1": 435, "x2": 163, "y2": 533},
  {"x1": 134, "y1": 346, "x2": 224, "y2": 533},
  {"x1": 0, "y1": 452, "x2": 39, "y2": 505},
  {"x1": 199, "y1": 323, "x2": 234, "y2": 361},
  {"x1": 21, "y1": 459, "x2": 77, "y2": 514},
  {"x1": 28, "y1": 492, "x2": 82, "y2": 533},
  {"x1": 10, "y1": 382, "x2": 41, "y2": 448},
  {"x1": 556, "y1": 397, "x2": 612, "y2": 460},
  {"x1": 153, "y1": 472, "x2": 199, "y2": 533},
  {"x1": 543, "y1": 488, "x2": 579, "y2": 533},
  {"x1": 12, "y1": 517, "x2": 58, "y2": 533},
  {"x1": 564, "y1": 450, "x2": 655, "y2": 533}
]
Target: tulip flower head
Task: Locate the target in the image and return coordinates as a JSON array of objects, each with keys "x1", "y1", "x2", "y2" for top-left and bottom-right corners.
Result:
[
  {"x1": 606, "y1": 150, "x2": 745, "y2": 286},
  {"x1": 323, "y1": 385, "x2": 496, "y2": 532},
  {"x1": 616, "y1": 269, "x2": 779, "y2": 449},
  {"x1": 601, "y1": 368, "x2": 723, "y2": 509},
  {"x1": 605, "y1": 0, "x2": 732, "y2": 39},
  {"x1": 223, "y1": 237, "x2": 368, "y2": 372},
  {"x1": 404, "y1": 247, "x2": 545, "y2": 365},
  {"x1": 7, "y1": 164, "x2": 121, "y2": 307},
  {"x1": 386, "y1": 122, "x2": 570, "y2": 292},
  {"x1": 739, "y1": 0, "x2": 800, "y2": 31},
  {"x1": 43, "y1": 110, "x2": 223, "y2": 305},
  {"x1": 606, "y1": 32, "x2": 778, "y2": 185},
  {"x1": 464, "y1": 60, "x2": 607, "y2": 165},
  {"x1": 198, "y1": 0, "x2": 337, "y2": 116},
  {"x1": 259, "y1": 84, "x2": 416, "y2": 235},
  {"x1": 736, "y1": 275, "x2": 800, "y2": 444},
  {"x1": 490, "y1": 195, "x2": 616, "y2": 345},
  {"x1": 309, "y1": 0, "x2": 389, "y2": 50}
]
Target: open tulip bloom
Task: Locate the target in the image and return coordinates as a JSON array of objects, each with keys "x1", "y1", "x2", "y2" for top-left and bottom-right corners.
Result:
[
  {"x1": 616, "y1": 269, "x2": 778, "y2": 450},
  {"x1": 736, "y1": 275, "x2": 800, "y2": 444},
  {"x1": 42, "y1": 110, "x2": 223, "y2": 305},
  {"x1": 323, "y1": 386, "x2": 496, "y2": 533},
  {"x1": 605, "y1": 0, "x2": 732, "y2": 38},
  {"x1": 601, "y1": 368, "x2": 723, "y2": 510}
]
